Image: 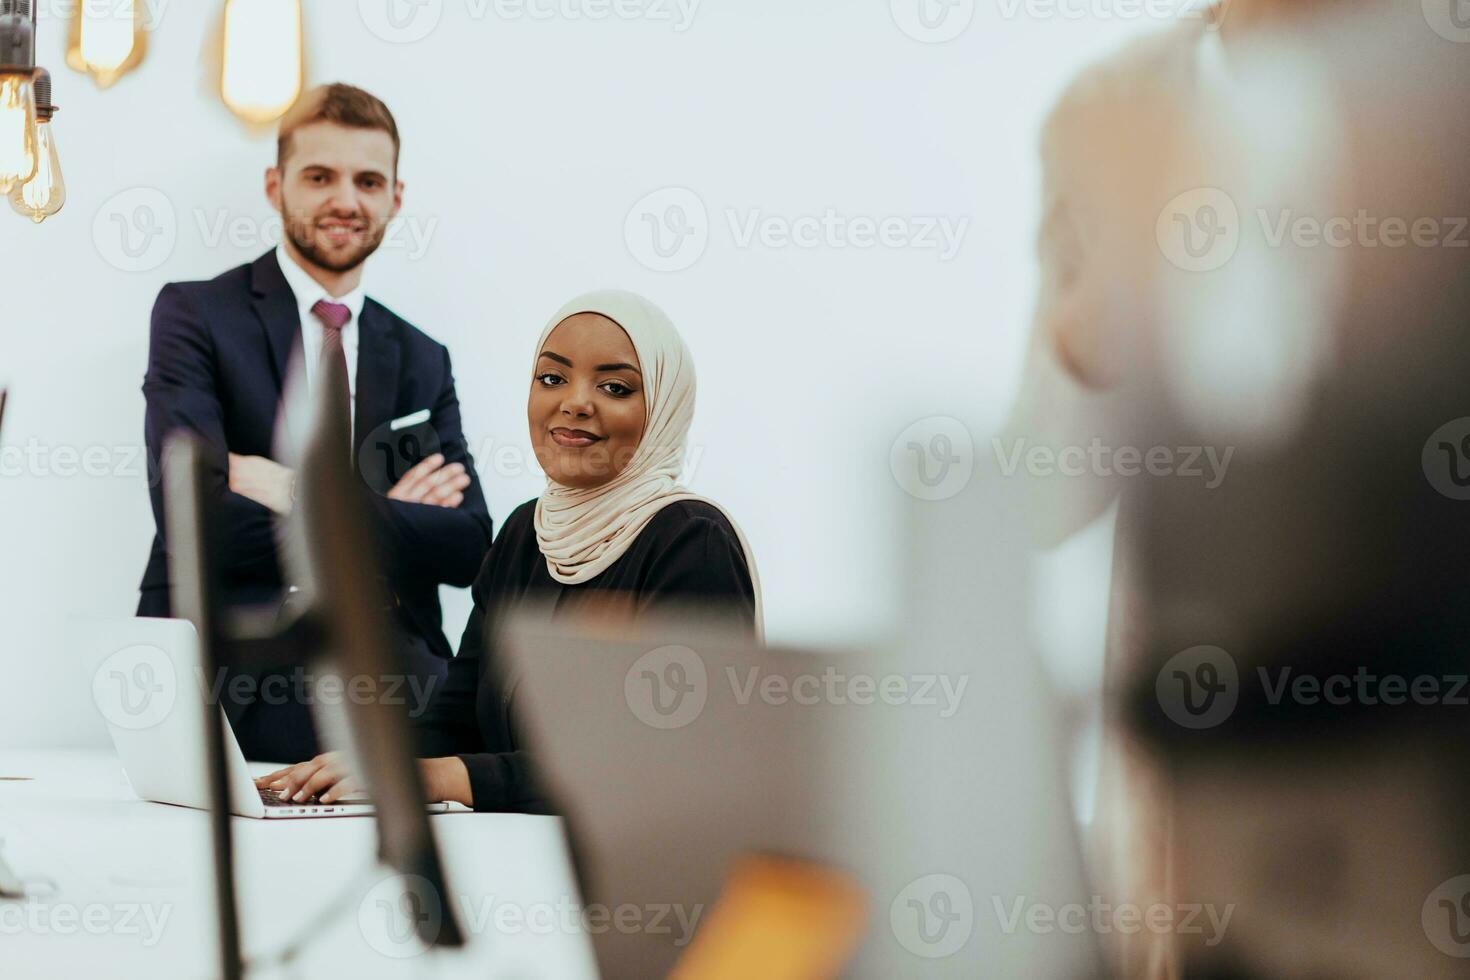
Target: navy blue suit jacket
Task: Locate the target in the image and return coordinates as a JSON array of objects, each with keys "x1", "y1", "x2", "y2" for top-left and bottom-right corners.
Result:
[{"x1": 137, "y1": 250, "x2": 493, "y2": 760}]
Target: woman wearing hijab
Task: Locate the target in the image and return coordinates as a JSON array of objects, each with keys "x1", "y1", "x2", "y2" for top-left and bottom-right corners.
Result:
[{"x1": 257, "y1": 290, "x2": 761, "y2": 812}]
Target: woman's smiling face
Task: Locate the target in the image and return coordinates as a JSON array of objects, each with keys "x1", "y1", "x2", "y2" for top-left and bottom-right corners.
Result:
[{"x1": 529, "y1": 313, "x2": 648, "y2": 490}]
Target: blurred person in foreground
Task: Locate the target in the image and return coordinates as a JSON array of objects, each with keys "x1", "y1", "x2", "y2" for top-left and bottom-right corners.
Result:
[
  {"x1": 258, "y1": 291, "x2": 762, "y2": 812},
  {"x1": 1118, "y1": 55, "x2": 1470, "y2": 964},
  {"x1": 1004, "y1": 1, "x2": 1465, "y2": 974}
]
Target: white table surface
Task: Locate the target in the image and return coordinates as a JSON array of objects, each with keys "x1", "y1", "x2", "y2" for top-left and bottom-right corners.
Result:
[{"x1": 0, "y1": 749, "x2": 600, "y2": 980}]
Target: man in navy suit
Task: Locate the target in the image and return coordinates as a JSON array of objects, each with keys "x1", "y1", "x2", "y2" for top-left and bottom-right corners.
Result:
[{"x1": 138, "y1": 84, "x2": 492, "y2": 762}]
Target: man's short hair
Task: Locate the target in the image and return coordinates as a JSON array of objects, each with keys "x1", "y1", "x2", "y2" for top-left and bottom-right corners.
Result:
[{"x1": 277, "y1": 83, "x2": 400, "y2": 174}]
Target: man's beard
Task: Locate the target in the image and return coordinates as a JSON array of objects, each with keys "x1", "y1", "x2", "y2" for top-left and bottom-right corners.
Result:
[{"x1": 280, "y1": 198, "x2": 388, "y2": 273}]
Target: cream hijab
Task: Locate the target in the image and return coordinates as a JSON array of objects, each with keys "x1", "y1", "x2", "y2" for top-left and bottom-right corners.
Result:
[{"x1": 531, "y1": 290, "x2": 764, "y2": 637}]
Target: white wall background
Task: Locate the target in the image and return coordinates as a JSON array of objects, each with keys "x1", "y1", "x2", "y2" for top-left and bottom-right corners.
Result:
[{"x1": 0, "y1": 0, "x2": 1184, "y2": 749}]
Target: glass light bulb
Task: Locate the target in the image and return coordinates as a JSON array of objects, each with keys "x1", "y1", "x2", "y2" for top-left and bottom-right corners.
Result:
[
  {"x1": 68, "y1": 0, "x2": 147, "y2": 88},
  {"x1": 0, "y1": 74, "x2": 39, "y2": 194},
  {"x1": 9, "y1": 117, "x2": 64, "y2": 223},
  {"x1": 221, "y1": 0, "x2": 303, "y2": 125},
  {"x1": 80, "y1": 0, "x2": 137, "y2": 74}
]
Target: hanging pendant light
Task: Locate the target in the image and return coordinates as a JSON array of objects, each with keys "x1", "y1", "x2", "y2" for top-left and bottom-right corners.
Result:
[
  {"x1": 0, "y1": 0, "x2": 38, "y2": 196},
  {"x1": 220, "y1": 0, "x2": 303, "y2": 125},
  {"x1": 9, "y1": 67, "x2": 62, "y2": 223},
  {"x1": 66, "y1": 0, "x2": 147, "y2": 89}
]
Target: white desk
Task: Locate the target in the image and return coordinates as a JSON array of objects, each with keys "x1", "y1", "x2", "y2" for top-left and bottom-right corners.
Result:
[{"x1": 0, "y1": 750, "x2": 600, "y2": 980}]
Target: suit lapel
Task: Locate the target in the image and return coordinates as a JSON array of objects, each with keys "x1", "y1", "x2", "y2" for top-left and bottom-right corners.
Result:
[
  {"x1": 249, "y1": 250, "x2": 302, "y2": 390},
  {"x1": 355, "y1": 300, "x2": 402, "y2": 450}
]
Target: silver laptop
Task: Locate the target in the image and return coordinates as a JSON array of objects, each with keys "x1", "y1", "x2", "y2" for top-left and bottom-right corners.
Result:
[
  {"x1": 501, "y1": 465, "x2": 1103, "y2": 977},
  {"x1": 96, "y1": 617, "x2": 452, "y2": 819}
]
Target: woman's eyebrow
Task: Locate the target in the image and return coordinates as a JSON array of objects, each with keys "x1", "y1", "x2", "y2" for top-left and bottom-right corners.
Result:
[{"x1": 537, "y1": 351, "x2": 641, "y2": 374}]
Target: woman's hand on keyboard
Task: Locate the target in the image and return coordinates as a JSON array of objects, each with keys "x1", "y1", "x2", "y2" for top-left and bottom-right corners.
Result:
[{"x1": 255, "y1": 752, "x2": 362, "y2": 805}]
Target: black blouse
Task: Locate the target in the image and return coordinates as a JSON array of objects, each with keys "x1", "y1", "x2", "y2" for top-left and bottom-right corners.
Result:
[{"x1": 414, "y1": 497, "x2": 757, "y2": 812}]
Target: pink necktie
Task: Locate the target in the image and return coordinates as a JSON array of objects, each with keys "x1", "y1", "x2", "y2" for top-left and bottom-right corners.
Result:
[{"x1": 311, "y1": 299, "x2": 353, "y2": 428}]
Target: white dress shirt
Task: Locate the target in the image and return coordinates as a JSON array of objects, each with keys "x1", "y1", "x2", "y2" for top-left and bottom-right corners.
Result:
[{"x1": 274, "y1": 244, "x2": 367, "y2": 410}]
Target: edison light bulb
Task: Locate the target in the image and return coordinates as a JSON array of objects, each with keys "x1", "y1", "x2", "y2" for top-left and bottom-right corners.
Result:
[
  {"x1": 67, "y1": 0, "x2": 146, "y2": 88},
  {"x1": 82, "y1": 0, "x2": 135, "y2": 71},
  {"x1": 221, "y1": 0, "x2": 303, "y2": 125},
  {"x1": 0, "y1": 72, "x2": 38, "y2": 195},
  {"x1": 9, "y1": 69, "x2": 62, "y2": 223}
]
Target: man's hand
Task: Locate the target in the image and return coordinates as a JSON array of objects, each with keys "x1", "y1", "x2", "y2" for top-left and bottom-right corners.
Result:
[
  {"x1": 228, "y1": 453, "x2": 295, "y2": 515},
  {"x1": 387, "y1": 453, "x2": 471, "y2": 509}
]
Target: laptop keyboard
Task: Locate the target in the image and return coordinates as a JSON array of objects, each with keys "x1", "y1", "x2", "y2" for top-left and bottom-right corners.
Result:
[
  {"x1": 259, "y1": 787, "x2": 327, "y2": 808},
  {"x1": 258, "y1": 787, "x2": 373, "y2": 809}
]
